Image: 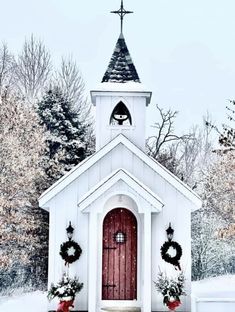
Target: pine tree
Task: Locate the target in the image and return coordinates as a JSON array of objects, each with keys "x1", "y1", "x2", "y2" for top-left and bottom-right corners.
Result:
[{"x1": 37, "y1": 87, "x2": 93, "y2": 187}]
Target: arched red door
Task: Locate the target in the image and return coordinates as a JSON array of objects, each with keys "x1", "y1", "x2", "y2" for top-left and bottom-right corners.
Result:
[{"x1": 102, "y1": 208, "x2": 137, "y2": 300}]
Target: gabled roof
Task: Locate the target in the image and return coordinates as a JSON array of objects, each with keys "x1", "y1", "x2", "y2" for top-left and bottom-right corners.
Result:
[
  {"x1": 78, "y1": 169, "x2": 164, "y2": 212},
  {"x1": 102, "y1": 33, "x2": 140, "y2": 83},
  {"x1": 39, "y1": 134, "x2": 201, "y2": 210}
]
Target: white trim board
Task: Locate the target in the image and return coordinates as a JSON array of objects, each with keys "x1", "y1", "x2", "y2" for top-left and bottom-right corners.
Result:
[
  {"x1": 78, "y1": 168, "x2": 164, "y2": 212},
  {"x1": 39, "y1": 134, "x2": 201, "y2": 210}
]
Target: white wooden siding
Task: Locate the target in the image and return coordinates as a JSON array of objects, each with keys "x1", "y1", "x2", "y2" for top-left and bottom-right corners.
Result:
[{"x1": 46, "y1": 143, "x2": 194, "y2": 311}]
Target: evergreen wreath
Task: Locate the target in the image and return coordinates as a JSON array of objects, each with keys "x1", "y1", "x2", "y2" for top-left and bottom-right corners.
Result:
[
  {"x1": 60, "y1": 240, "x2": 82, "y2": 265},
  {"x1": 161, "y1": 241, "x2": 182, "y2": 270}
]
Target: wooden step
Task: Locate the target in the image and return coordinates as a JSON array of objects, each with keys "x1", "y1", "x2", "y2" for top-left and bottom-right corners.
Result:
[{"x1": 101, "y1": 308, "x2": 141, "y2": 312}]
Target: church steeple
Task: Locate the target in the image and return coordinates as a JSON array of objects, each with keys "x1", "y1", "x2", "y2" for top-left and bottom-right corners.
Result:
[
  {"x1": 91, "y1": 1, "x2": 151, "y2": 151},
  {"x1": 102, "y1": 33, "x2": 140, "y2": 83},
  {"x1": 102, "y1": 0, "x2": 140, "y2": 83}
]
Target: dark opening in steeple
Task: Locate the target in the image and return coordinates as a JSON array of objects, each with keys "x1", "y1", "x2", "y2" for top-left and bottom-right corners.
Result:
[{"x1": 110, "y1": 101, "x2": 132, "y2": 125}]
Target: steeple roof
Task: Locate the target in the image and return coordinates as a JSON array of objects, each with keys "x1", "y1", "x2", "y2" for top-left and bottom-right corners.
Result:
[{"x1": 102, "y1": 33, "x2": 140, "y2": 83}]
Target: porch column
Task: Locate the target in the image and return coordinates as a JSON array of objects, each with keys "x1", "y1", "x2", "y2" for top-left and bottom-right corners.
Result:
[
  {"x1": 143, "y1": 211, "x2": 152, "y2": 312},
  {"x1": 88, "y1": 212, "x2": 98, "y2": 312}
]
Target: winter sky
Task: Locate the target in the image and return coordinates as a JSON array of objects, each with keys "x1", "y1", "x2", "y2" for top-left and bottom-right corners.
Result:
[{"x1": 1, "y1": 0, "x2": 235, "y2": 135}]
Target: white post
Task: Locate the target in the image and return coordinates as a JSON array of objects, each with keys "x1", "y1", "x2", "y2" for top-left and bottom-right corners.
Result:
[
  {"x1": 88, "y1": 212, "x2": 98, "y2": 312},
  {"x1": 143, "y1": 212, "x2": 152, "y2": 312},
  {"x1": 191, "y1": 295, "x2": 197, "y2": 312}
]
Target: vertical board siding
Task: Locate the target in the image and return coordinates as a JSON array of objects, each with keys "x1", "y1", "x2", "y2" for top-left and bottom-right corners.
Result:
[{"x1": 102, "y1": 208, "x2": 137, "y2": 300}]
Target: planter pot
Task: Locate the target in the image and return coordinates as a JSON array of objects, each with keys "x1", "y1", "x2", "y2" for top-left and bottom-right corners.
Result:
[
  {"x1": 166, "y1": 299, "x2": 181, "y2": 311},
  {"x1": 57, "y1": 299, "x2": 74, "y2": 312}
]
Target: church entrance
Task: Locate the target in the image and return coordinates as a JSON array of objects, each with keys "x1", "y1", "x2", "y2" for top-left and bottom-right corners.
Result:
[{"x1": 102, "y1": 208, "x2": 137, "y2": 300}]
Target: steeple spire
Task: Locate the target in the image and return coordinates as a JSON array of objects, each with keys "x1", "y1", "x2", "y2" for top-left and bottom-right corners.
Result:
[
  {"x1": 102, "y1": 1, "x2": 140, "y2": 83},
  {"x1": 111, "y1": 0, "x2": 133, "y2": 34}
]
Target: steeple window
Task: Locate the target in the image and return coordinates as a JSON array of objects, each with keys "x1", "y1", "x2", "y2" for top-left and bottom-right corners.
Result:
[{"x1": 110, "y1": 101, "x2": 132, "y2": 126}]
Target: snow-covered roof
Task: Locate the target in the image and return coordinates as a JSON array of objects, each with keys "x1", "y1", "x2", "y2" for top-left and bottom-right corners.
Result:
[
  {"x1": 102, "y1": 33, "x2": 140, "y2": 83},
  {"x1": 90, "y1": 81, "x2": 152, "y2": 105},
  {"x1": 92, "y1": 82, "x2": 149, "y2": 92}
]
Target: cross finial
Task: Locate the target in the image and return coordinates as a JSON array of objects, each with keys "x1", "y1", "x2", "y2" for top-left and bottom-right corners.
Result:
[{"x1": 111, "y1": 0, "x2": 133, "y2": 34}]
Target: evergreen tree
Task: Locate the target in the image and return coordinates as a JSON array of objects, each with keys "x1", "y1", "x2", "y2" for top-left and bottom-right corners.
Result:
[{"x1": 37, "y1": 87, "x2": 93, "y2": 187}]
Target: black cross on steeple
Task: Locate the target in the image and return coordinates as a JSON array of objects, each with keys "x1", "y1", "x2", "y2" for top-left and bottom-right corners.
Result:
[{"x1": 111, "y1": 0, "x2": 133, "y2": 34}]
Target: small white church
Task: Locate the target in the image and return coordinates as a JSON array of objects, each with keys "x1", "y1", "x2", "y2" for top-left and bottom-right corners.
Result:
[{"x1": 39, "y1": 2, "x2": 201, "y2": 312}]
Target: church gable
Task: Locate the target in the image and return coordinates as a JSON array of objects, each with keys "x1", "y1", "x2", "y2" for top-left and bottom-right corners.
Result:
[
  {"x1": 78, "y1": 169, "x2": 164, "y2": 212},
  {"x1": 39, "y1": 134, "x2": 201, "y2": 210}
]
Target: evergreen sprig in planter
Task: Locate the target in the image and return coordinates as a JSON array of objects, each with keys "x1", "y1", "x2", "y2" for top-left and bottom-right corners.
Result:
[
  {"x1": 48, "y1": 274, "x2": 83, "y2": 312},
  {"x1": 154, "y1": 271, "x2": 186, "y2": 311}
]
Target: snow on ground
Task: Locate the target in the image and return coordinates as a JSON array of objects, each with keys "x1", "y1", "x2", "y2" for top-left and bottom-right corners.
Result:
[
  {"x1": 0, "y1": 275, "x2": 235, "y2": 312},
  {"x1": 0, "y1": 291, "x2": 47, "y2": 312},
  {"x1": 192, "y1": 274, "x2": 235, "y2": 298}
]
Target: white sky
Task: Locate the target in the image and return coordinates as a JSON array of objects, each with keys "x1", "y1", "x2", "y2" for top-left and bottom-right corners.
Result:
[{"x1": 1, "y1": 0, "x2": 235, "y2": 134}]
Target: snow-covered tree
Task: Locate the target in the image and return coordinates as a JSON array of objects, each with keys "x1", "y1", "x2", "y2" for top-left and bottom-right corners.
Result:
[
  {"x1": 0, "y1": 35, "x2": 95, "y2": 294},
  {"x1": 192, "y1": 210, "x2": 233, "y2": 280},
  {"x1": 0, "y1": 91, "x2": 48, "y2": 293},
  {"x1": 37, "y1": 87, "x2": 94, "y2": 187},
  {"x1": 192, "y1": 149, "x2": 235, "y2": 280},
  {"x1": 53, "y1": 56, "x2": 95, "y2": 154},
  {"x1": 205, "y1": 150, "x2": 235, "y2": 229}
]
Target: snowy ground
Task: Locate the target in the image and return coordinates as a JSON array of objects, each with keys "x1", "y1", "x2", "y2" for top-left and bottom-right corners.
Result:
[
  {"x1": 0, "y1": 291, "x2": 47, "y2": 312},
  {"x1": 0, "y1": 275, "x2": 235, "y2": 312},
  {"x1": 192, "y1": 274, "x2": 235, "y2": 298}
]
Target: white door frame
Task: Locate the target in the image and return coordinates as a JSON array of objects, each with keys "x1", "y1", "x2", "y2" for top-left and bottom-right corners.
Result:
[
  {"x1": 86, "y1": 192, "x2": 156, "y2": 312},
  {"x1": 98, "y1": 205, "x2": 141, "y2": 310}
]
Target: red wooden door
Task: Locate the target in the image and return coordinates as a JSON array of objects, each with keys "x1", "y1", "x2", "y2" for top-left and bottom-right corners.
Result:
[{"x1": 102, "y1": 208, "x2": 137, "y2": 300}]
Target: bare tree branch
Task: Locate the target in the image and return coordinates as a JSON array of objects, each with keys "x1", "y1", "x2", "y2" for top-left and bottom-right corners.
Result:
[
  {"x1": 15, "y1": 34, "x2": 51, "y2": 103},
  {"x1": 147, "y1": 104, "x2": 190, "y2": 158},
  {"x1": 0, "y1": 43, "x2": 16, "y2": 95},
  {"x1": 54, "y1": 56, "x2": 85, "y2": 106}
]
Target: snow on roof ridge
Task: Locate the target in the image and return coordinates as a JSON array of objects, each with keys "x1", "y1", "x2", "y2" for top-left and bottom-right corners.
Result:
[{"x1": 91, "y1": 81, "x2": 151, "y2": 92}]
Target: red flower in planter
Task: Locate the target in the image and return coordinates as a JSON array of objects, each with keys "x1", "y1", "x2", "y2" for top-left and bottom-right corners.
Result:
[
  {"x1": 166, "y1": 300, "x2": 181, "y2": 311},
  {"x1": 57, "y1": 300, "x2": 74, "y2": 312}
]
